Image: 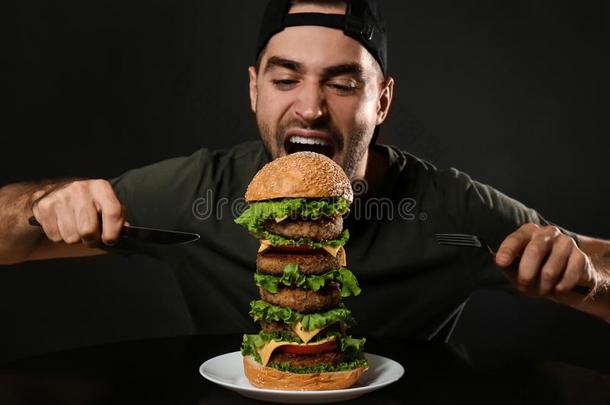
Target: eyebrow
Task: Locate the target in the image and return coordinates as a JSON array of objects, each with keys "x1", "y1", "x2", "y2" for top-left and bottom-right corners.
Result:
[
  {"x1": 264, "y1": 56, "x2": 305, "y2": 74},
  {"x1": 263, "y1": 56, "x2": 365, "y2": 80},
  {"x1": 321, "y1": 63, "x2": 364, "y2": 80}
]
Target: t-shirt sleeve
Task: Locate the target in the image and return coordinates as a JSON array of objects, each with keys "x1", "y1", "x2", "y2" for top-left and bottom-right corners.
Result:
[
  {"x1": 438, "y1": 168, "x2": 579, "y2": 288},
  {"x1": 440, "y1": 168, "x2": 578, "y2": 249},
  {"x1": 109, "y1": 150, "x2": 208, "y2": 231},
  {"x1": 102, "y1": 149, "x2": 211, "y2": 257}
]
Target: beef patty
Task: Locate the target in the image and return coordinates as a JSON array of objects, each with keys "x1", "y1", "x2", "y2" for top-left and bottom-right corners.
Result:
[
  {"x1": 256, "y1": 249, "x2": 344, "y2": 275},
  {"x1": 259, "y1": 282, "x2": 341, "y2": 313},
  {"x1": 263, "y1": 215, "x2": 343, "y2": 241}
]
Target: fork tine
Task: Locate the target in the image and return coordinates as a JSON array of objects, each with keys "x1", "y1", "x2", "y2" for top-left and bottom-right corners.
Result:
[
  {"x1": 435, "y1": 233, "x2": 479, "y2": 239},
  {"x1": 436, "y1": 240, "x2": 481, "y2": 247},
  {"x1": 434, "y1": 233, "x2": 482, "y2": 248}
]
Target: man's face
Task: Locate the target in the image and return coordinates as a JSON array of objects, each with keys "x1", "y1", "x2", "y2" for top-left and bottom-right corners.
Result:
[{"x1": 248, "y1": 4, "x2": 393, "y2": 179}]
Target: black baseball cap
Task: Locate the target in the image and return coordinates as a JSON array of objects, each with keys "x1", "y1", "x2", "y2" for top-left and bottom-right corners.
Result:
[{"x1": 256, "y1": 0, "x2": 388, "y2": 73}]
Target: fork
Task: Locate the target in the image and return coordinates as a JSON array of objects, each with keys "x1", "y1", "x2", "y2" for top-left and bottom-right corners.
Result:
[{"x1": 434, "y1": 233, "x2": 590, "y2": 295}]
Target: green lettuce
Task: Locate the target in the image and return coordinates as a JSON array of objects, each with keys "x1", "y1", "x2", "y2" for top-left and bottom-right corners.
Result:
[
  {"x1": 241, "y1": 331, "x2": 301, "y2": 363},
  {"x1": 268, "y1": 357, "x2": 369, "y2": 374},
  {"x1": 261, "y1": 229, "x2": 349, "y2": 249},
  {"x1": 249, "y1": 300, "x2": 355, "y2": 331},
  {"x1": 254, "y1": 264, "x2": 362, "y2": 297},
  {"x1": 234, "y1": 198, "x2": 350, "y2": 236}
]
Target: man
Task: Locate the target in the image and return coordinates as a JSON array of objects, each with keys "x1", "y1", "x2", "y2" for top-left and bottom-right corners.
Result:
[{"x1": 0, "y1": 0, "x2": 608, "y2": 339}]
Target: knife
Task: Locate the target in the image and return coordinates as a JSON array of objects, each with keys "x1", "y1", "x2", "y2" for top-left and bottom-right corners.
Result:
[{"x1": 28, "y1": 216, "x2": 200, "y2": 245}]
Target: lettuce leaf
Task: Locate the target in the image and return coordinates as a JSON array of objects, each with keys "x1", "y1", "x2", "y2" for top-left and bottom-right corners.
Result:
[
  {"x1": 234, "y1": 198, "x2": 350, "y2": 236},
  {"x1": 249, "y1": 300, "x2": 355, "y2": 331},
  {"x1": 261, "y1": 229, "x2": 349, "y2": 249},
  {"x1": 268, "y1": 357, "x2": 369, "y2": 374},
  {"x1": 254, "y1": 264, "x2": 361, "y2": 297},
  {"x1": 241, "y1": 331, "x2": 301, "y2": 363}
]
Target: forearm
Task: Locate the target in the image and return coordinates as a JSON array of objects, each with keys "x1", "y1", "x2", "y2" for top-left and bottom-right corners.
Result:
[{"x1": 0, "y1": 180, "x2": 67, "y2": 264}]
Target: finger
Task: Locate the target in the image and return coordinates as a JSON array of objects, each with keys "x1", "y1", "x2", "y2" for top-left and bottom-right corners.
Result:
[
  {"x1": 32, "y1": 200, "x2": 62, "y2": 242},
  {"x1": 517, "y1": 236, "x2": 553, "y2": 289},
  {"x1": 496, "y1": 225, "x2": 537, "y2": 267},
  {"x1": 91, "y1": 181, "x2": 124, "y2": 245},
  {"x1": 76, "y1": 203, "x2": 101, "y2": 248},
  {"x1": 538, "y1": 237, "x2": 572, "y2": 295},
  {"x1": 55, "y1": 205, "x2": 81, "y2": 244},
  {"x1": 578, "y1": 255, "x2": 596, "y2": 288},
  {"x1": 555, "y1": 251, "x2": 587, "y2": 292}
]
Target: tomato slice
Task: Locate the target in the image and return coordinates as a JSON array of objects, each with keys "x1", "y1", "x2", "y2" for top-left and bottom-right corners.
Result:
[{"x1": 278, "y1": 339, "x2": 338, "y2": 355}]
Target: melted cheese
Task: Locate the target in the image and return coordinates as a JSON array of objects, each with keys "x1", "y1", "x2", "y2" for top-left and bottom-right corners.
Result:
[
  {"x1": 292, "y1": 321, "x2": 324, "y2": 343},
  {"x1": 274, "y1": 215, "x2": 288, "y2": 223},
  {"x1": 322, "y1": 245, "x2": 341, "y2": 257},
  {"x1": 258, "y1": 240, "x2": 272, "y2": 253},
  {"x1": 257, "y1": 336, "x2": 337, "y2": 366}
]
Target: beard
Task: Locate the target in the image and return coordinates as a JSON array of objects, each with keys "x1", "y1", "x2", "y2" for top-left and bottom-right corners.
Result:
[{"x1": 257, "y1": 114, "x2": 373, "y2": 180}]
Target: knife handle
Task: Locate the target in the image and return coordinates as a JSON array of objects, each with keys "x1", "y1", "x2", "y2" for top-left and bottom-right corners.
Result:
[{"x1": 27, "y1": 215, "x2": 127, "y2": 238}]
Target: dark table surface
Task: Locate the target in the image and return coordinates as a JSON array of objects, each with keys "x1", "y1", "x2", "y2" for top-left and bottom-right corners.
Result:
[{"x1": 0, "y1": 334, "x2": 608, "y2": 405}]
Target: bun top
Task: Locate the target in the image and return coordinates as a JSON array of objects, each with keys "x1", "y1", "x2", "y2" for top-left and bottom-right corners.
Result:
[{"x1": 245, "y1": 152, "x2": 353, "y2": 203}]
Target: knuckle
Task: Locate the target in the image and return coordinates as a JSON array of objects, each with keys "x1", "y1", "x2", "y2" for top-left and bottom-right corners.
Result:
[
  {"x1": 518, "y1": 273, "x2": 533, "y2": 285},
  {"x1": 525, "y1": 243, "x2": 544, "y2": 256},
  {"x1": 57, "y1": 189, "x2": 71, "y2": 204},
  {"x1": 69, "y1": 180, "x2": 86, "y2": 191},
  {"x1": 542, "y1": 225, "x2": 560, "y2": 236},
  {"x1": 93, "y1": 179, "x2": 112, "y2": 192},
  {"x1": 541, "y1": 268, "x2": 557, "y2": 281},
  {"x1": 36, "y1": 197, "x2": 53, "y2": 213},
  {"x1": 557, "y1": 235, "x2": 573, "y2": 249},
  {"x1": 520, "y1": 223, "x2": 539, "y2": 235},
  {"x1": 63, "y1": 234, "x2": 81, "y2": 244},
  {"x1": 105, "y1": 205, "x2": 123, "y2": 221},
  {"x1": 49, "y1": 234, "x2": 63, "y2": 243}
]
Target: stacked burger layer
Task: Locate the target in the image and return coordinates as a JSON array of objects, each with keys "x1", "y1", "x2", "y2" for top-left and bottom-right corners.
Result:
[{"x1": 235, "y1": 152, "x2": 368, "y2": 391}]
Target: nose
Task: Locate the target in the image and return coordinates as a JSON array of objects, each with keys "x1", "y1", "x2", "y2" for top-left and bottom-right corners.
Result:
[{"x1": 294, "y1": 80, "x2": 326, "y2": 123}]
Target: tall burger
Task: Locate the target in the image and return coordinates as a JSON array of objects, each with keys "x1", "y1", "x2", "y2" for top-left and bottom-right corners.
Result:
[{"x1": 235, "y1": 151, "x2": 367, "y2": 391}]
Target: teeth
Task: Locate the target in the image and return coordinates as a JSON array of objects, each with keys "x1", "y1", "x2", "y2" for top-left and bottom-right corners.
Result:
[{"x1": 289, "y1": 136, "x2": 329, "y2": 146}]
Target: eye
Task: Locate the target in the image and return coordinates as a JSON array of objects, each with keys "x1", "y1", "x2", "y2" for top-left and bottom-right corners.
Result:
[
  {"x1": 272, "y1": 79, "x2": 298, "y2": 90},
  {"x1": 326, "y1": 80, "x2": 359, "y2": 94}
]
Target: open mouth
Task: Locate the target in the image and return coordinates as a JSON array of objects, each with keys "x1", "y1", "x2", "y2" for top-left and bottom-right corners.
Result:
[{"x1": 284, "y1": 135, "x2": 335, "y2": 159}]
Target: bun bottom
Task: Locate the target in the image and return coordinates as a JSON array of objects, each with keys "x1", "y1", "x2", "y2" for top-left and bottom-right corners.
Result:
[{"x1": 242, "y1": 355, "x2": 367, "y2": 391}]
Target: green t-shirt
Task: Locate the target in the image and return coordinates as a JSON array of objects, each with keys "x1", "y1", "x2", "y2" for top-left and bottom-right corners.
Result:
[{"x1": 109, "y1": 141, "x2": 574, "y2": 339}]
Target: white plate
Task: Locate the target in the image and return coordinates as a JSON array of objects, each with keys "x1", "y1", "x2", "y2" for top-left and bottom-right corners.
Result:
[{"x1": 199, "y1": 351, "x2": 405, "y2": 404}]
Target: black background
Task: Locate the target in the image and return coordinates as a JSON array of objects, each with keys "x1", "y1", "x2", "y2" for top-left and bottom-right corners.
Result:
[{"x1": 2, "y1": 1, "x2": 609, "y2": 364}]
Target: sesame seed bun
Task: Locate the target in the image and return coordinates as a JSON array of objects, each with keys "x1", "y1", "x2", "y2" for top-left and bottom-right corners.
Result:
[
  {"x1": 243, "y1": 355, "x2": 367, "y2": 391},
  {"x1": 245, "y1": 152, "x2": 353, "y2": 203}
]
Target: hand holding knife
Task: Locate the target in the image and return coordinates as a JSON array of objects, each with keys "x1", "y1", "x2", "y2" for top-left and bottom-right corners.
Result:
[{"x1": 28, "y1": 216, "x2": 200, "y2": 245}]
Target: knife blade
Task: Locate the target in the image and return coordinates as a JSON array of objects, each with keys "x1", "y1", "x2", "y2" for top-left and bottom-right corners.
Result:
[{"x1": 28, "y1": 216, "x2": 200, "y2": 245}]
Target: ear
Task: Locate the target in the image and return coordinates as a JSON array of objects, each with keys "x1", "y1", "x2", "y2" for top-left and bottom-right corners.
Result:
[
  {"x1": 376, "y1": 76, "x2": 394, "y2": 125},
  {"x1": 248, "y1": 66, "x2": 258, "y2": 113}
]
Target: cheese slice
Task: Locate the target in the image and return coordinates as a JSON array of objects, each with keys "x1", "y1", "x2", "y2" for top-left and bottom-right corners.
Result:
[
  {"x1": 322, "y1": 245, "x2": 341, "y2": 257},
  {"x1": 292, "y1": 321, "x2": 325, "y2": 343},
  {"x1": 257, "y1": 336, "x2": 337, "y2": 366},
  {"x1": 274, "y1": 215, "x2": 288, "y2": 223},
  {"x1": 258, "y1": 240, "x2": 272, "y2": 253}
]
